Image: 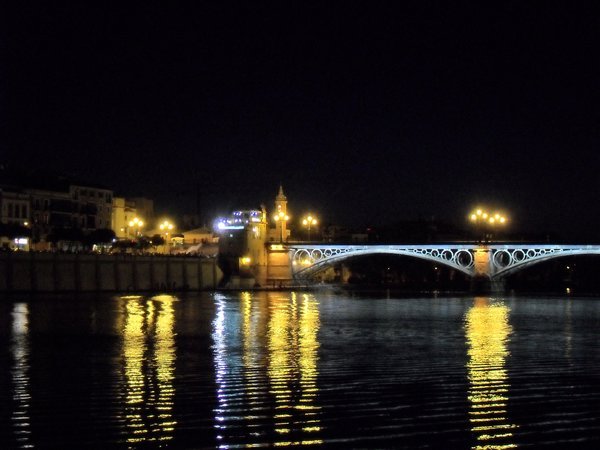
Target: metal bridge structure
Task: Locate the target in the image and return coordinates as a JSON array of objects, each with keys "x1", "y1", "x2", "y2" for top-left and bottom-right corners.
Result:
[{"x1": 287, "y1": 244, "x2": 600, "y2": 281}]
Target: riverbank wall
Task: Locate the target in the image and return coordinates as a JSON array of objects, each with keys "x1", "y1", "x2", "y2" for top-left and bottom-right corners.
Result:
[{"x1": 0, "y1": 252, "x2": 223, "y2": 293}]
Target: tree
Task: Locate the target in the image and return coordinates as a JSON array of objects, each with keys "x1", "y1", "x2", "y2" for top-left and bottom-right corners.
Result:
[
  {"x1": 136, "y1": 236, "x2": 153, "y2": 250},
  {"x1": 151, "y1": 234, "x2": 165, "y2": 246}
]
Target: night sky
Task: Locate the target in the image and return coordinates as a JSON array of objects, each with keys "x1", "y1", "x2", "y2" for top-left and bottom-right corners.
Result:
[{"x1": 2, "y1": 2, "x2": 599, "y2": 239}]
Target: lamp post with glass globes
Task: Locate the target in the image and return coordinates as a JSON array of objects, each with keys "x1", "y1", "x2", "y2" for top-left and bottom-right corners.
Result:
[
  {"x1": 302, "y1": 214, "x2": 318, "y2": 241},
  {"x1": 469, "y1": 208, "x2": 507, "y2": 243},
  {"x1": 274, "y1": 210, "x2": 289, "y2": 242},
  {"x1": 159, "y1": 220, "x2": 174, "y2": 253},
  {"x1": 128, "y1": 217, "x2": 144, "y2": 240}
]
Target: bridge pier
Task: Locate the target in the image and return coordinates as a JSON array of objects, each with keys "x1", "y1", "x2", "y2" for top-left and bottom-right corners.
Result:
[
  {"x1": 470, "y1": 275, "x2": 491, "y2": 294},
  {"x1": 491, "y1": 278, "x2": 506, "y2": 293},
  {"x1": 266, "y1": 244, "x2": 293, "y2": 287},
  {"x1": 470, "y1": 275, "x2": 505, "y2": 294},
  {"x1": 470, "y1": 246, "x2": 504, "y2": 293},
  {"x1": 473, "y1": 247, "x2": 491, "y2": 277}
]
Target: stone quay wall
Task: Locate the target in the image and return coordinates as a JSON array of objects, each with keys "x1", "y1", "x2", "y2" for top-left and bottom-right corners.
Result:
[{"x1": 0, "y1": 252, "x2": 222, "y2": 293}]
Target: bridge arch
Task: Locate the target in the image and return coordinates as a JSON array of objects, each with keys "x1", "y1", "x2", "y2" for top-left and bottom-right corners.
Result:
[
  {"x1": 288, "y1": 244, "x2": 600, "y2": 282},
  {"x1": 490, "y1": 246, "x2": 600, "y2": 279},
  {"x1": 290, "y1": 245, "x2": 476, "y2": 280}
]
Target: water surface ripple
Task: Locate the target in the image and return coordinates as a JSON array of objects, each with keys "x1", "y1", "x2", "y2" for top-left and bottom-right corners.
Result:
[{"x1": 1, "y1": 292, "x2": 599, "y2": 448}]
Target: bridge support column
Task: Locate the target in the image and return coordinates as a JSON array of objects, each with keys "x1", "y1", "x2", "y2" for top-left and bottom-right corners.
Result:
[
  {"x1": 470, "y1": 246, "x2": 498, "y2": 293},
  {"x1": 266, "y1": 244, "x2": 293, "y2": 288},
  {"x1": 470, "y1": 276, "x2": 506, "y2": 293},
  {"x1": 473, "y1": 247, "x2": 492, "y2": 277},
  {"x1": 254, "y1": 264, "x2": 268, "y2": 287},
  {"x1": 491, "y1": 278, "x2": 506, "y2": 293}
]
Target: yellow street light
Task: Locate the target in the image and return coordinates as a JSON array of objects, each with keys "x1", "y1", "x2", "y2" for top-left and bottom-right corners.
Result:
[
  {"x1": 159, "y1": 220, "x2": 175, "y2": 251},
  {"x1": 469, "y1": 208, "x2": 508, "y2": 243},
  {"x1": 302, "y1": 214, "x2": 318, "y2": 241},
  {"x1": 128, "y1": 217, "x2": 144, "y2": 238},
  {"x1": 274, "y1": 210, "x2": 289, "y2": 242},
  {"x1": 469, "y1": 209, "x2": 507, "y2": 225}
]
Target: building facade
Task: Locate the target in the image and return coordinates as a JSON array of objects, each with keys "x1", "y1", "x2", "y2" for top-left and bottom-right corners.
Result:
[
  {"x1": 70, "y1": 184, "x2": 113, "y2": 230},
  {"x1": 111, "y1": 197, "x2": 154, "y2": 239},
  {"x1": 0, "y1": 168, "x2": 115, "y2": 249},
  {"x1": 0, "y1": 188, "x2": 31, "y2": 250},
  {"x1": 0, "y1": 189, "x2": 30, "y2": 226}
]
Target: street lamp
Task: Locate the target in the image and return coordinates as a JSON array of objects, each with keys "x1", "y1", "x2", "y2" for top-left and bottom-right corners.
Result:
[
  {"x1": 302, "y1": 214, "x2": 318, "y2": 241},
  {"x1": 274, "y1": 210, "x2": 289, "y2": 242},
  {"x1": 469, "y1": 208, "x2": 507, "y2": 243},
  {"x1": 159, "y1": 220, "x2": 174, "y2": 252},
  {"x1": 128, "y1": 217, "x2": 144, "y2": 239}
]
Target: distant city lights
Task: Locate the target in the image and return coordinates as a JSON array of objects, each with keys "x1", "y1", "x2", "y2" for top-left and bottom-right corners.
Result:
[{"x1": 215, "y1": 210, "x2": 263, "y2": 232}]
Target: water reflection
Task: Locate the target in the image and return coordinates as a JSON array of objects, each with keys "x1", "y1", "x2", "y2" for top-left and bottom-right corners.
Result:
[
  {"x1": 212, "y1": 293, "x2": 230, "y2": 444},
  {"x1": 121, "y1": 295, "x2": 177, "y2": 447},
  {"x1": 564, "y1": 298, "x2": 572, "y2": 361},
  {"x1": 241, "y1": 291, "x2": 264, "y2": 423},
  {"x1": 212, "y1": 291, "x2": 322, "y2": 448},
  {"x1": 267, "y1": 292, "x2": 322, "y2": 445},
  {"x1": 11, "y1": 303, "x2": 32, "y2": 449},
  {"x1": 465, "y1": 297, "x2": 518, "y2": 450}
]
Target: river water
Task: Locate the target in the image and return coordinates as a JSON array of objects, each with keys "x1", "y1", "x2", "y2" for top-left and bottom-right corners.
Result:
[{"x1": 0, "y1": 291, "x2": 599, "y2": 449}]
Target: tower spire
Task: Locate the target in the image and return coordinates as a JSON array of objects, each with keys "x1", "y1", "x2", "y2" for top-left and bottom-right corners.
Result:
[{"x1": 276, "y1": 184, "x2": 286, "y2": 201}]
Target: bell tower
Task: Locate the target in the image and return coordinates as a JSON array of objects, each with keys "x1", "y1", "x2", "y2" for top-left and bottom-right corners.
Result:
[
  {"x1": 267, "y1": 185, "x2": 292, "y2": 287},
  {"x1": 273, "y1": 185, "x2": 289, "y2": 242}
]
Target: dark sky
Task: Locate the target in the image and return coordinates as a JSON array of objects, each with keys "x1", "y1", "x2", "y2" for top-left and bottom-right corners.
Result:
[{"x1": 2, "y1": 2, "x2": 599, "y2": 238}]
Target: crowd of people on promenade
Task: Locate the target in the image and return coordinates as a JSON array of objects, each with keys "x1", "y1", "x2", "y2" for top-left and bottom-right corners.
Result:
[{"x1": 0, "y1": 246, "x2": 217, "y2": 258}]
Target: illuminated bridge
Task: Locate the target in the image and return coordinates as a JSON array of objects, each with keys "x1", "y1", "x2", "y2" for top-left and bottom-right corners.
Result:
[{"x1": 287, "y1": 244, "x2": 600, "y2": 281}]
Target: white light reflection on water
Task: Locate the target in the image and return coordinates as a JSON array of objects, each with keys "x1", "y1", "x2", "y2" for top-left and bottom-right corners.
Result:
[
  {"x1": 11, "y1": 303, "x2": 33, "y2": 449},
  {"x1": 212, "y1": 292, "x2": 228, "y2": 444},
  {"x1": 465, "y1": 297, "x2": 518, "y2": 450},
  {"x1": 121, "y1": 295, "x2": 177, "y2": 447},
  {"x1": 212, "y1": 291, "x2": 322, "y2": 448}
]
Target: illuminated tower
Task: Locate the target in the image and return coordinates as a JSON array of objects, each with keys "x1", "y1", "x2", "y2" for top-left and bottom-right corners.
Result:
[{"x1": 274, "y1": 185, "x2": 289, "y2": 242}]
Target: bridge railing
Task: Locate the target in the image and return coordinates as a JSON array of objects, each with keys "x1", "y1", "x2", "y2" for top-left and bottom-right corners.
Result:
[{"x1": 286, "y1": 243, "x2": 600, "y2": 280}]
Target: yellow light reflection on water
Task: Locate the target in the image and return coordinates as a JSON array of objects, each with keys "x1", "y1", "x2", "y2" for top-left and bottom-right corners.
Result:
[
  {"x1": 268, "y1": 293, "x2": 293, "y2": 432},
  {"x1": 124, "y1": 297, "x2": 145, "y2": 444},
  {"x1": 298, "y1": 294, "x2": 321, "y2": 425},
  {"x1": 465, "y1": 297, "x2": 518, "y2": 450},
  {"x1": 267, "y1": 292, "x2": 322, "y2": 445},
  {"x1": 153, "y1": 295, "x2": 177, "y2": 437},
  {"x1": 242, "y1": 291, "x2": 261, "y2": 421},
  {"x1": 121, "y1": 294, "x2": 177, "y2": 445}
]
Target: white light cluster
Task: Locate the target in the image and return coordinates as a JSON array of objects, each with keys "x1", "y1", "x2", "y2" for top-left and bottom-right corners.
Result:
[{"x1": 215, "y1": 210, "x2": 263, "y2": 232}]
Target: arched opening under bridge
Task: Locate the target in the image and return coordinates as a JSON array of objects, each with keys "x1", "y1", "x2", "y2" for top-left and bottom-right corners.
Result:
[
  {"x1": 289, "y1": 244, "x2": 600, "y2": 293},
  {"x1": 321, "y1": 253, "x2": 472, "y2": 291},
  {"x1": 502, "y1": 254, "x2": 600, "y2": 294}
]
